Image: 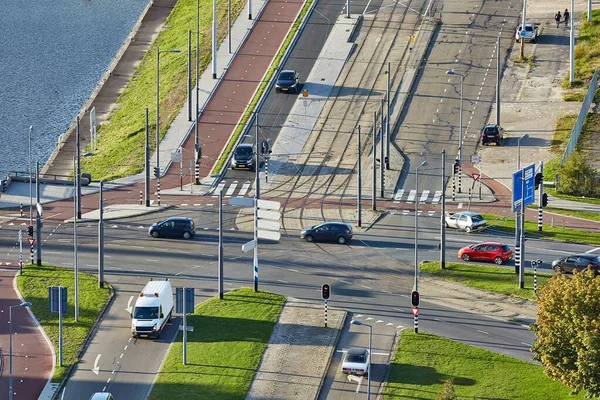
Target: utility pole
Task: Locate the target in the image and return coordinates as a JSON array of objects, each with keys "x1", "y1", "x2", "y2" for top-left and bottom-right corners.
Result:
[
  {"x1": 196, "y1": 0, "x2": 201, "y2": 185},
  {"x1": 440, "y1": 150, "x2": 446, "y2": 269},
  {"x1": 35, "y1": 161, "x2": 41, "y2": 266},
  {"x1": 357, "y1": 125, "x2": 362, "y2": 227},
  {"x1": 187, "y1": 30, "x2": 192, "y2": 121},
  {"x1": 212, "y1": 0, "x2": 217, "y2": 78},
  {"x1": 569, "y1": 0, "x2": 575, "y2": 86},
  {"x1": 386, "y1": 62, "x2": 391, "y2": 170},
  {"x1": 254, "y1": 113, "x2": 260, "y2": 292},
  {"x1": 380, "y1": 100, "x2": 384, "y2": 198},
  {"x1": 496, "y1": 38, "x2": 501, "y2": 126},
  {"x1": 73, "y1": 157, "x2": 79, "y2": 322},
  {"x1": 218, "y1": 190, "x2": 224, "y2": 299},
  {"x1": 76, "y1": 116, "x2": 82, "y2": 220},
  {"x1": 98, "y1": 181, "x2": 104, "y2": 288},
  {"x1": 145, "y1": 108, "x2": 150, "y2": 207},
  {"x1": 519, "y1": 173, "x2": 526, "y2": 288},
  {"x1": 372, "y1": 112, "x2": 377, "y2": 211}
]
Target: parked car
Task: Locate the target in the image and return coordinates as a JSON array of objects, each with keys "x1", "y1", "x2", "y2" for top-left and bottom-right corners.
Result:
[
  {"x1": 300, "y1": 222, "x2": 353, "y2": 244},
  {"x1": 231, "y1": 143, "x2": 256, "y2": 171},
  {"x1": 341, "y1": 347, "x2": 370, "y2": 376},
  {"x1": 515, "y1": 23, "x2": 539, "y2": 43},
  {"x1": 552, "y1": 254, "x2": 600, "y2": 274},
  {"x1": 90, "y1": 392, "x2": 114, "y2": 400},
  {"x1": 458, "y1": 242, "x2": 513, "y2": 265},
  {"x1": 481, "y1": 124, "x2": 503, "y2": 146},
  {"x1": 275, "y1": 69, "x2": 300, "y2": 93},
  {"x1": 131, "y1": 279, "x2": 174, "y2": 339},
  {"x1": 444, "y1": 211, "x2": 486, "y2": 233},
  {"x1": 148, "y1": 217, "x2": 195, "y2": 239}
]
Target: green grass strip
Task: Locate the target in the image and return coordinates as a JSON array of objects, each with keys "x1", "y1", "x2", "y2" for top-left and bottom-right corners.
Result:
[
  {"x1": 420, "y1": 261, "x2": 551, "y2": 301},
  {"x1": 383, "y1": 330, "x2": 588, "y2": 399},
  {"x1": 16, "y1": 264, "x2": 112, "y2": 383},
  {"x1": 148, "y1": 288, "x2": 285, "y2": 399},
  {"x1": 211, "y1": 0, "x2": 314, "y2": 176},
  {"x1": 482, "y1": 213, "x2": 600, "y2": 246}
]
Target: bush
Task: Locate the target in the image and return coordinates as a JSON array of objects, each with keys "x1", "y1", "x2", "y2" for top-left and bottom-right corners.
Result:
[
  {"x1": 557, "y1": 152, "x2": 600, "y2": 197},
  {"x1": 436, "y1": 378, "x2": 457, "y2": 400}
]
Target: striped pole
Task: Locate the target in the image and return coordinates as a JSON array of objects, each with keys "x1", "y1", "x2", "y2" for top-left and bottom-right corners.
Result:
[
  {"x1": 265, "y1": 157, "x2": 269, "y2": 183},
  {"x1": 157, "y1": 179, "x2": 161, "y2": 206},
  {"x1": 468, "y1": 188, "x2": 472, "y2": 210},
  {"x1": 514, "y1": 243, "x2": 521, "y2": 276},
  {"x1": 452, "y1": 174, "x2": 456, "y2": 202},
  {"x1": 139, "y1": 190, "x2": 143, "y2": 205},
  {"x1": 195, "y1": 158, "x2": 200, "y2": 185},
  {"x1": 414, "y1": 311, "x2": 419, "y2": 334},
  {"x1": 324, "y1": 299, "x2": 328, "y2": 328},
  {"x1": 30, "y1": 242, "x2": 34, "y2": 265},
  {"x1": 458, "y1": 166, "x2": 462, "y2": 193},
  {"x1": 538, "y1": 161, "x2": 544, "y2": 232},
  {"x1": 533, "y1": 261, "x2": 538, "y2": 294},
  {"x1": 20, "y1": 202, "x2": 23, "y2": 217}
]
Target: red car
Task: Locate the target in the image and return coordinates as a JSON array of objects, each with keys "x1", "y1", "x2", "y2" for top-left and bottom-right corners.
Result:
[{"x1": 458, "y1": 242, "x2": 513, "y2": 265}]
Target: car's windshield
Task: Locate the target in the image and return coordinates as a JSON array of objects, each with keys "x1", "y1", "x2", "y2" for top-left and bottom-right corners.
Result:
[
  {"x1": 279, "y1": 72, "x2": 295, "y2": 80},
  {"x1": 525, "y1": 26, "x2": 533, "y2": 32},
  {"x1": 347, "y1": 353, "x2": 366, "y2": 363},
  {"x1": 502, "y1": 245, "x2": 511, "y2": 252},
  {"x1": 471, "y1": 215, "x2": 484, "y2": 222},
  {"x1": 587, "y1": 256, "x2": 600, "y2": 264},
  {"x1": 133, "y1": 306, "x2": 159, "y2": 319},
  {"x1": 235, "y1": 146, "x2": 252, "y2": 156},
  {"x1": 483, "y1": 127, "x2": 498, "y2": 135}
]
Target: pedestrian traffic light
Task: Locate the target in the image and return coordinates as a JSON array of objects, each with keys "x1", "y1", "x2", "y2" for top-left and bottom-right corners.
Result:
[
  {"x1": 321, "y1": 283, "x2": 331, "y2": 300},
  {"x1": 453, "y1": 160, "x2": 460, "y2": 175},
  {"x1": 27, "y1": 225, "x2": 34, "y2": 237},
  {"x1": 411, "y1": 290, "x2": 419, "y2": 307},
  {"x1": 153, "y1": 167, "x2": 160, "y2": 178},
  {"x1": 534, "y1": 172, "x2": 543, "y2": 190},
  {"x1": 542, "y1": 193, "x2": 548, "y2": 207}
]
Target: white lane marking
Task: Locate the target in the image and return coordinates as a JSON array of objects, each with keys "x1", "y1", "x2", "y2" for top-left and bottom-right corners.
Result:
[
  {"x1": 361, "y1": 285, "x2": 372, "y2": 289},
  {"x1": 432, "y1": 191, "x2": 441, "y2": 204},
  {"x1": 212, "y1": 182, "x2": 226, "y2": 197},
  {"x1": 338, "y1": 279, "x2": 351, "y2": 284},
  {"x1": 586, "y1": 247, "x2": 600, "y2": 253},
  {"x1": 225, "y1": 181, "x2": 238, "y2": 197},
  {"x1": 145, "y1": 259, "x2": 159, "y2": 262},
  {"x1": 407, "y1": 190, "x2": 416, "y2": 203},
  {"x1": 521, "y1": 342, "x2": 532, "y2": 346},
  {"x1": 477, "y1": 330, "x2": 489, "y2": 335},
  {"x1": 393, "y1": 307, "x2": 404, "y2": 312},
  {"x1": 352, "y1": 297, "x2": 363, "y2": 301},
  {"x1": 92, "y1": 354, "x2": 101, "y2": 375},
  {"x1": 420, "y1": 190, "x2": 430, "y2": 202},
  {"x1": 45, "y1": 251, "x2": 63, "y2": 254},
  {"x1": 393, "y1": 189, "x2": 405, "y2": 203},
  {"x1": 288, "y1": 268, "x2": 299, "y2": 273},
  {"x1": 457, "y1": 202, "x2": 463, "y2": 209},
  {"x1": 277, "y1": 279, "x2": 288, "y2": 284},
  {"x1": 238, "y1": 181, "x2": 251, "y2": 197}
]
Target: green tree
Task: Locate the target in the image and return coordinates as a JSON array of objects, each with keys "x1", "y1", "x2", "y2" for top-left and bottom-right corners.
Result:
[
  {"x1": 558, "y1": 152, "x2": 599, "y2": 197},
  {"x1": 531, "y1": 270, "x2": 600, "y2": 397},
  {"x1": 436, "y1": 378, "x2": 457, "y2": 400}
]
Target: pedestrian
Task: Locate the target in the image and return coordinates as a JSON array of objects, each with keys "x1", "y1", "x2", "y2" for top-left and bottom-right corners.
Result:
[
  {"x1": 564, "y1": 9, "x2": 570, "y2": 27},
  {"x1": 555, "y1": 11, "x2": 562, "y2": 28}
]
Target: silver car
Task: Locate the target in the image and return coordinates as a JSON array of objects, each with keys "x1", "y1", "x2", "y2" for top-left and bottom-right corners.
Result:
[
  {"x1": 445, "y1": 211, "x2": 486, "y2": 233},
  {"x1": 341, "y1": 347, "x2": 370, "y2": 376}
]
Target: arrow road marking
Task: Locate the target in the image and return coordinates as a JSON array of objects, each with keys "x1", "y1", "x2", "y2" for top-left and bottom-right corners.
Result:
[
  {"x1": 347, "y1": 374, "x2": 363, "y2": 392},
  {"x1": 92, "y1": 354, "x2": 101, "y2": 375},
  {"x1": 126, "y1": 296, "x2": 134, "y2": 314}
]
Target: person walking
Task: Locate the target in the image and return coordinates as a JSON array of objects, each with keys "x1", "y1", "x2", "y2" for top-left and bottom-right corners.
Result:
[
  {"x1": 564, "y1": 9, "x2": 570, "y2": 27},
  {"x1": 555, "y1": 11, "x2": 562, "y2": 28}
]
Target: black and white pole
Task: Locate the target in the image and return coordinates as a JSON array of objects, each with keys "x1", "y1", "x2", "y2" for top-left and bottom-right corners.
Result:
[
  {"x1": 414, "y1": 309, "x2": 419, "y2": 334},
  {"x1": 538, "y1": 161, "x2": 544, "y2": 232},
  {"x1": 357, "y1": 125, "x2": 362, "y2": 227},
  {"x1": 531, "y1": 259, "x2": 541, "y2": 295},
  {"x1": 324, "y1": 299, "x2": 328, "y2": 328},
  {"x1": 139, "y1": 190, "x2": 143, "y2": 205},
  {"x1": 157, "y1": 178, "x2": 161, "y2": 206},
  {"x1": 321, "y1": 283, "x2": 330, "y2": 327},
  {"x1": 468, "y1": 188, "x2": 472, "y2": 210},
  {"x1": 195, "y1": 157, "x2": 200, "y2": 185},
  {"x1": 265, "y1": 156, "x2": 269, "y2": 183},
  {"x1": 20, "y1": 202, "x2": 23, "y2": 217},
  {"x1": 30, "y1": 239, "x2": 34, "y2": 265},
  {"x1": 452, "y1": 173, "x2": 456, "y2": 202},
  {"x1": 18, "y1": 230, "x2": 23, "y2": 275}
]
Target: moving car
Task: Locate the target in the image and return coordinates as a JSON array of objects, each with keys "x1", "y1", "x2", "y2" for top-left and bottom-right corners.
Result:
[
  {"x1": 444, "y1": 211, "x2": 486, "y2": 233},
  {"x1": 341, "y1": 347, "x2": 370, "y2": 376},
  {"x1": 300, "y1": 222, "x2": 353, "y2": 244},
  {"x1": 458, "y1": 242, "x2": 513, "y2": 265},
  {"x1": 275, "y1": 69, "x2": 300, "y2": 93},
  {"x1": 131, "y1": 279, "x2": 174, "y2": 338},
  {"x1": 231, "y1": 143, "x2": 256, "y2": 171},
  {"x1": 481, "y1": 124, "x2": 503, "y2": 146},
  {"x1": 515, "y1": 23, "x2": 539, "y2": 43},
  {"x1": 148, "y1": 217, "x2": 195, "y2": 239},
  {"x1": 552, "y1": 254, "x2": 600, "y2": 274},
  {"x1": 90, "y1": 393, "x2": 114, "y2": 400}
]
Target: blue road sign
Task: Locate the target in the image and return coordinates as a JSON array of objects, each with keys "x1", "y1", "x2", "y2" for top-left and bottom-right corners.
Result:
[{"x1": 512, "y1": 164, "x2": 535, "y2": 212}]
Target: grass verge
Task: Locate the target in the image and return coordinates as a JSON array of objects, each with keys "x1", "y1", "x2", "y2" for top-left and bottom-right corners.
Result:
[
  {"x1": 211, "y1": 0, "x2": 314, "y2": 176},
  {"x1": 148, "y1": 288, "x2": 285, "y2": 399},
  {"x1": 482, "y1": 213, "x2": 600, "y2": 245},
  {"x1": 81, "y1": 0, "x2": 245, "y2": 181},
  {"x1": 420, "y1": 261, "x2": 550, "y2": 301},
  {"x1": 539, "y1": 207, "x2": 600, "y2": 222},
  {"x1": 383, "y1": 330, "x2": 588, "y2": 399},
  {"x1": 16, "y1": 263, "x2": 112, "y2": 383}
]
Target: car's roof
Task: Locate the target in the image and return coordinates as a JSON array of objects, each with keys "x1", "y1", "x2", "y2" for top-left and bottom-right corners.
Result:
[
  {"x1": 165, "y1": 216, "x2": 192, "y2": 221},
  {"x1": 454, "y1": 211, "x2": 482, "y2": 217},
  {"x1": 322, "y1": 221, "x2": 352, "y2": 227},
  {"x1": 484, "y1": 124, "x2": 498, "y2": 128},
  {"x1": 346, "y1": 347, "x2": 368, "y2": 355},
  {"x1": 280, "y1": 69, "x2": 297, "y2": 74},
  {"x1": 571, "y1": 253, "x2": 599, "y2": 259},
  {"x1": 237, "y1": 143, "x2": 253, "y2": 148},
  {"x1": 477, "y1": 242, "x2": 504, "y2": 246}
]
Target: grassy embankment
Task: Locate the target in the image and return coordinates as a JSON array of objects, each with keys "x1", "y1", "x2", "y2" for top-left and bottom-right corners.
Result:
[
  {"x1": 383, "y1": 330, "x2": 589, "y2": 399},
  {"x1": 16, "y1": 264, "x2": 112, "y2": 382},
  {"x1": 148, "y1": 288, "x2": 285, "y2": 399}
]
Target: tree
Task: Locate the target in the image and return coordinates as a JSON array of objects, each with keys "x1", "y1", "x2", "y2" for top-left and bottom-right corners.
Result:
[
  {"x1": 531, "y1": 270, "x2": 600, "y2": 397},
  {"x1": 436, "y1": 378, "x2": 457, "y2": 400},
  {"x1": 558, "y1": 152, "x2": 599, "y2": 197}
]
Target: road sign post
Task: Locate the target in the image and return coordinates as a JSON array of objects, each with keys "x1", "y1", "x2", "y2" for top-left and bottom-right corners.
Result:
[
  {"x1": 321, "y1": 284, "x2": 330, "y2": 327},
  {"x1": 176, "y1": 287, "x2": 195, "y2": 365},
  {"x1": 49, "y1": 286, "x2": 67, "y2": 366},
  {"x1": 18, "y1": 231, "x2": 23, "y2": 275},
  {"x1": 411, "y1": 307, "x2": 419, "y2": 333},
  {"x1": 531, "y1": 259, "x2": 542, "y2": 295}
]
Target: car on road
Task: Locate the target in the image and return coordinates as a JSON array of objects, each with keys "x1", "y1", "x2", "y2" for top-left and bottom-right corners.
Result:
[
  {"x1": 341, "y1": 347, "x2": 370, "y2": 376},
  {"x1": 275, "y1": 69, "x2": 300, "y2": 93},
  {"x1": 148, "y1": 217, "x2": 195, "y2": 239},
  {"x1": 231, "y1": 143, "x2": 256, "y2": 171},
  {"x1": 552, "y1": 254, "x2": 600, "y2": 274},
  {"x1": 444, "y1": 211, "x2": 486, "y2": 233},
  {"x1": 458, "y1": 242, "x2": 513, "y2": 265},
  {"x1": 481, "y1": 124, "x2": 503, "y2": 146},
  {"x1": 515, "y1": 23, "x2": 539, "y2": 43},
  {"x1": 300, "y1": 222, "x2": 353, "y2": 244},
  {"x1": 90, "y1": 393, "x2": 114, "y2": 400}
]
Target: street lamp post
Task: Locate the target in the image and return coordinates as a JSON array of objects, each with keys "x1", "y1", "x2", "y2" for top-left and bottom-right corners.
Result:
[
  {"x1": 350, "y1": 320, "x2": 372, "y2": 400},
  {"x1": 195, "y1": 0, "x2": 201, "y2": 185},
  {"x1": 28, "y1": 126, "x2": 33, "y2": 232},
  {"x1": 9, "y1": 302, "x2": 32, "y2": 400},
  {"x1": 517, "y1": 133, "x2": 529, "y2": 170},
  {"x1": 415, "y1": 160, "x2": 429, "y2": 293},
  {"x1": 515, "y1": 133, "x2": 529, "y2": 274},
  {"x1": 445, "y1": 70, "x2": 464, "y2": 193}
]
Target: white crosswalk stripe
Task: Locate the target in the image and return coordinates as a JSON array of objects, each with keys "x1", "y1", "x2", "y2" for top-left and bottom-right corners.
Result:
[
  {"x1": 212, "y1": 182, "x2": 226, "y2": 197},
  {"x1": 407, "y1": 190, "x2": 416, "y2": 203},
  {"x1": 393, "y1": 189, "x2": 404, "y2": 203},
  {"x1": 419, "y1": 190, "x2": 430, "y2": 202},
  {"x1": 213, "y1": 180, "x2": 254, "y2": 198},
  {"x1": 432, "y1": 191, "x2": 442, "y2": 204},
  {"x1": 238, "y1": 181, "x2": 251, "y2": 197},
  {"x1": 225, "y1": 181, "x2": 238, "y2": 197}
]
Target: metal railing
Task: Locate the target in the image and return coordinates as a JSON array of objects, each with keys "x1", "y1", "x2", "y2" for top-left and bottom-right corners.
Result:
[{"x1": 561, "y1": 68, "x2": 598, "y2": 165}]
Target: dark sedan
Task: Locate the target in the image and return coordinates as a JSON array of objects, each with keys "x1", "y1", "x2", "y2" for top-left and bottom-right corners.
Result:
[
  {"x1": 148, "y1": 217, "x2": 195, "y2": 239},
  {"x1": 300, "y1": 222, "x2": 353, "y2": 244},
  {"x1": 275, "y1": 69, "x2": 299, "y2": 93},
  {"x1": 552, "y1": 254, "x2": 600, "y2": 274}
]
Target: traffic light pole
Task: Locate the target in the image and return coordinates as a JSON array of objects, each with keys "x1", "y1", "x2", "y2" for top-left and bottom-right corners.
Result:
[
  {"x1": 519, "y1": 174, "x2": 526, "y2": 289},
  {"x1": 372, "y1": 112, "x2": 377, "y2": 211},
  {"x1": 35, "y1": 161, "x2": 41, "y2": 266},
  {"x1": 145, "y1": 108, "x2": 151, "y2": 207},
  {"x1": 357, "y1": 125, "x2": 362, "y2": 227},
  {"x1": 98, "y1": 181, "x2": 104, "y2": 288},
  {"x1": 538, "y1": 161, "x2": 544, "y2": 232},
  {"x1": 440, "y1": 150, "x2": 446, "y2": 269},
  {"x1": 254, "y1": 113, "x2": 260, "y2": 292}
]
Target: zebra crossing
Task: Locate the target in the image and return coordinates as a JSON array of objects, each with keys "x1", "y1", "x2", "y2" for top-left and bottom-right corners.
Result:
[
  {"x1": 211, "y1": 180, "x2": 253, "y2": 198},
  {"x1": 393, "y1": 189, "x2": 442, "y2": 205}
]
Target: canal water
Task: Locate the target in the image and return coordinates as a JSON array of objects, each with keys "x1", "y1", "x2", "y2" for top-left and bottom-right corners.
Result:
[{"x1": 0, "y1": 0, "x2": 149, "y2": 178}]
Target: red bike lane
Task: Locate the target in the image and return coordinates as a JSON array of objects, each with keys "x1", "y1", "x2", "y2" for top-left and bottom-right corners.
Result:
[{"x1": 0, "y1": 266, "x2": 54, "y2": 399}]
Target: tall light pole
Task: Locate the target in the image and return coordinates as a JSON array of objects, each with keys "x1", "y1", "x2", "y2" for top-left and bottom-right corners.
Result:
[
  {"x1": 156, "y1": 47, "x2": 182, "y2": 198},
  {"x1": 195, "y1": 0, "x2": 201, "y2": 185},
  {"x1": 73, "y1": 157, "x2": 79, "y2": 322},
  {"x1": 350, "y1": 320, "x2": 372, "y2": 400},
  {"x1": 414, "y1": 160, "x2": 429, "y2": 293},
  {"x1": 28, "y1": 125, "x2": 33, "y2": 231},
  {"x1": 517, "y1": 133, "x2": 529, "y2": 170},
  {"x1": 212, "y1": 0, "x2": 218, "y2": 79},
  {"x1": 569, "y1": 0, "x2": 575, "y2": 86},
  {"x1": 445, "y1": 70, "x2": 464, "y2": 193},
  {"x1": 9, "y1": 302, "x2": 31, "y2": 400},
  {"x1": 515, "y1": 133, "x2": 529, "y2": 274}
]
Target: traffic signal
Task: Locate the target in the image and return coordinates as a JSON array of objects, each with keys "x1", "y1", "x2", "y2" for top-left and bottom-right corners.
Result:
[
  {"x1": 453, "y1": 160, "x2": 460, "y2": 174},
  {"x1": 321, "y1": 283, "x2": 331, "y2": 300},
  {"x1": 534, "y1": 172, "x2": 543, "y2": 190},
  {"x1": 27, "y1": 225, "x2": 34, "y2": 237},
  {"x1": 542, "y1": 193, "x2": 548, "y2": 207},
  {"x1": 411, "y1": 290, "x2": 420, "y2": 307},
  {"x1": 153, "y1": 167, "x2": 160, "y2": 178}
]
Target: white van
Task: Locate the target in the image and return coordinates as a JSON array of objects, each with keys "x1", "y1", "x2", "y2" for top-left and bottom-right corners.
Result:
[
  {"x1": 131, "y1": 279, "x2": 174, "y2": 338},
  {"x1": 89, "y1": 393, "x2": 114, "y2": 400}
]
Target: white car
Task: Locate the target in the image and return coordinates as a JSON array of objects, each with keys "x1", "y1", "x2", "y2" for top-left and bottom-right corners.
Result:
[
  {"x1": 445, "y1": 211, "x2": 486, "y2": 233},
  {"x1": 341, "y1": 347, "x2": 370, "y2": 376},
  {"x1": 515, "y1": 23, "x2": 539, "y2": 43}
]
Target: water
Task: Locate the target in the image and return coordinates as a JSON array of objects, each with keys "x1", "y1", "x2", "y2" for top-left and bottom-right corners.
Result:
[{"x1": 0, "y1": 0, "x2": 149, "y2": 178}]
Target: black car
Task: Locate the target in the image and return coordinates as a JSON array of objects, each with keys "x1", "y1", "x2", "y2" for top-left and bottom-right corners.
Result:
[
  {"x1": 231, "y1": 143, "x2": 256, "y2": 171},
  {"x1": 481, "y1": 124, "x2": 503, "y2": 145},
  {"x1": 148, "y1": 217, "x2": 195, "y2": 239},
  {"x1": 275, "y1": 69, "x2": 299, "y2": 93},
  {"x1": 552, "y1": 254, "x2": 600, "y2": 274},
  {"x1": 300, "y1": 222, "x2": 353, "y2": 244}
]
